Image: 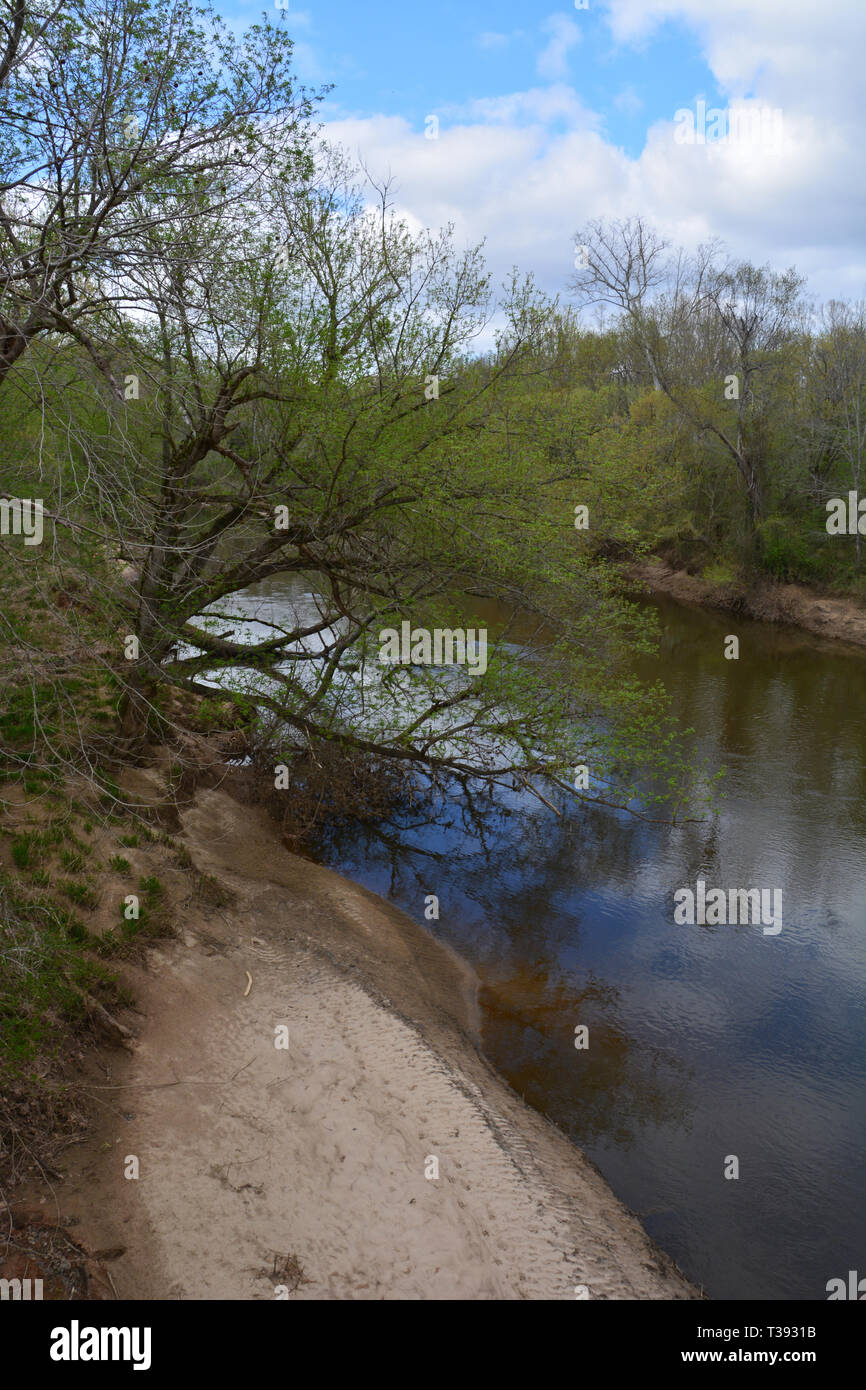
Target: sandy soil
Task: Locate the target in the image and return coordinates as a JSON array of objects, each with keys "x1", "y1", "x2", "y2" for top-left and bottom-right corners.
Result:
[
  {"x1": 629, "y1": 560, "x2": 866, "y2": 648},
  {"x1": 48, "y1": 787, "x2": 697, "y2": 1301}
]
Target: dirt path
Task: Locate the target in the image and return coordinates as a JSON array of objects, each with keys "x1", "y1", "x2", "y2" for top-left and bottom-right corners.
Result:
[{"x1": 53, "y1": 788, "x2": 698, "y2": 1300}]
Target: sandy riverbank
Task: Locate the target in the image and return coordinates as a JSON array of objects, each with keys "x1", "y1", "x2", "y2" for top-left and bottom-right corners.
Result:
[
  {"x1": 629, "y1": 559, "x2": 866, "y2": 648},
  {"x1": 41, "y1": 786, "x2": 697, "y2": 1301}
]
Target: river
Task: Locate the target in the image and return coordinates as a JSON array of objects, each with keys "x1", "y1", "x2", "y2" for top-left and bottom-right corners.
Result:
[{"x1": 216, "y1": 577, "x2": 866, "y2": 1300}]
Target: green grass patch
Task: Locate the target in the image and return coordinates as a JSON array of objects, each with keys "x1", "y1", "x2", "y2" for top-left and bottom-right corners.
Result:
[
  {"x1": 57, "y1": 878, "x2": 99, "y2": 911},
  {"x1": 0, "y1": 872, "x2": 119, "y2": 1072}
]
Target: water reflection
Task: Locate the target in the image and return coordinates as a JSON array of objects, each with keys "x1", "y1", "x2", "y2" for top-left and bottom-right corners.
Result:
[{"x1": 235, "y1": 576, "x2": 866, "y2": 1300}]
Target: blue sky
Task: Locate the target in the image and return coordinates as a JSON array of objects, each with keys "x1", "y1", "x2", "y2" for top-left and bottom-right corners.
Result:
[
  {"x1": 261, "y1": 2, "x2": 727, "y2": 158},
  {"x1": 220, "y1": 1, "x2": 865, "y2": 310}
]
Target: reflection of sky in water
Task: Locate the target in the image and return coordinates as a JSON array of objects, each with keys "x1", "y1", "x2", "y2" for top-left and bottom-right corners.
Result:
[
  {"x1": 223, "y1": 578, "x2": 866, "y2": 1300},
  {"x1": 181, "y1": 587, "x2": 338, "y2": 701},
  {"x1": 188, "y1": 582, "x2": 603, "y2": 779}
]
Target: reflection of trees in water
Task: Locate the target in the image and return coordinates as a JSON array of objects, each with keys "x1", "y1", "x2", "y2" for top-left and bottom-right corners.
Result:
[
  {"x1": 315, "y1": 774, "x2": 693, "y2": 1150},
  {"x1": 318, "y1": 771, "x2": 685, "y2": 899},
  {"x1": 480, "y1": 968, "x2": 691, "y2": 1151}
]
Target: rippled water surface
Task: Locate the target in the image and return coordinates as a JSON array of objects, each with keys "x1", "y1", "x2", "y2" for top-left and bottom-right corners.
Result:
[{"x1": 236, "y1": 578, "x2": 866, "y2": 1299}]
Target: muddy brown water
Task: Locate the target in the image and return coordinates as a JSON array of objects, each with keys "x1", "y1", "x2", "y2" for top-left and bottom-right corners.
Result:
[{"x1": 216, "y1": 578, "x2": 866, "y2": 1300}]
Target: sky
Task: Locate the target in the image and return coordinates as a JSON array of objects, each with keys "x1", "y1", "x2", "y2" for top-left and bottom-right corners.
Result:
[{"x1": 220, "y1": 0, "x2": 865, "y2": 318}]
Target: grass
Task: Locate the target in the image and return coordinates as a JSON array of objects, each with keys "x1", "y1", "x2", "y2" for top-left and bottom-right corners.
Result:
[
  {"x1": 11, "y1": 834, "x2": 36, "y2": 869},
  {"x1": 0, "y1": 538, "x2": 186, "y2": 1172},
  {"x1": 0, "y1": 871, "x2": 120, "y2": 1071},
  {"x1": 193, "y1": 871, "x2": 232, "y2": 909},
  {"x1": 103, "y1": 871, "x2": 172, "y2": 953},
  {"x1": 60, "y1": 849, "x2": 87, "y2": 873},
  {"x1": 57, "y1": 878, "x2": 99, "y2": 910},
  {"x1": 701, "y1": 559, "x2": 741, "y2": 587}
]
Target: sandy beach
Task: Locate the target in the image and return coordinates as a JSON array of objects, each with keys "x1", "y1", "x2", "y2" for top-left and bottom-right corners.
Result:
[{"x1": 50, "y1": 787, "x2": 698, "y2": 1300}]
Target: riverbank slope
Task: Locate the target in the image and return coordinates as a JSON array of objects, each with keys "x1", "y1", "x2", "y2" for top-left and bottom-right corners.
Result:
[
  {"x1": 46, "y1": 785, "x2": 698, "y2": 1300},
  {"x1": 629, "y1": 559, "x2": 866, "y2": 647}
]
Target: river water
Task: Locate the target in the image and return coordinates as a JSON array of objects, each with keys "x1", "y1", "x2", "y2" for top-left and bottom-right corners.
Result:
[{"x1": 225, "y1": 578, "x2": 866, "y2": 1300}]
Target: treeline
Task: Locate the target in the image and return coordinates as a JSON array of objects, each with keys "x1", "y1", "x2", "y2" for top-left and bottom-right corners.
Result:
[
  {"x1": 2, "y1": 0, "x2": 860, "y2": 823},
  {"x1": 503, "y1": 221, "x2": 866, "y2": 590},
  {"x1": 1, "y1": 0, "x2": 703, "y2": 820}
]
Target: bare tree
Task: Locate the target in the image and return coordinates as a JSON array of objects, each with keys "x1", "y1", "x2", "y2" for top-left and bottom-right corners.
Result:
[
  {"x1": 570, "y1": 217, "x2": 803, "y2": 525},
  {"x1": 702, "y1": 261, "x2": 805, "y2": 521},
  {"x1": 571, "y1": 217, "x2": 673, "y2": 392},
  {"x1": 811, "y1": 300, "x2": 866, "y2": 567},
  {"x1": 0, "y1": 0, "x2": 321, "y2": 389}
]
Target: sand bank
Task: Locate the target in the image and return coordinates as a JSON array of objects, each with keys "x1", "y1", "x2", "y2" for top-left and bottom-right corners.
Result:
[
  {"x1": 54, "y1": 787, "x2": 698, "y2": 1300},
  {"x1": 629, "y1": 559, "x2": 866, "y2": 647}
]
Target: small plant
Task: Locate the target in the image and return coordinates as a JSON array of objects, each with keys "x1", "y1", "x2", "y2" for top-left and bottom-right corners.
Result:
[
  {"x1": 58, "y1": 879, "x2": 99, "y2": 911},
  {"x1": 11, "y1": 835, "x2": 34, "y2": 869},
  {"x1": 194, "y1": 872, "x2": 231, "y2": 908},
  {"x1": 113, "y1": 873, "x2": 172, "y2": 947},
  {"x1": 109, "y1": 855, "x2": 131, "y2": 873}
]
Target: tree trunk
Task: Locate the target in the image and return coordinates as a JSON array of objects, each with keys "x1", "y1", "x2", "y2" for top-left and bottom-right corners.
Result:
[
  {"x1": 735, "y1": 437, "x2": 762, "y2": 525},
  {"x1": 0, "y1": 327, "x2": 30, "y2": 387},
  {"x1": 116, "y1": 676, "x2": 157, "y2": 755}
]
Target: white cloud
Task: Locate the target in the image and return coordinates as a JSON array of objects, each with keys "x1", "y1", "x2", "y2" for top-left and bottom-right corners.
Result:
[
  {"x1": 457, "y1": 84, "x2": 599, "y2": 131},
  {"x1": 319, "y1": 1, "x2": 865, "y2": 316},
  {"x1": 605, "y1": 0, "x2": 864, "y2": 122},
  {"x1": 536, "y1": 14, "x2": 582, "y2": 81}
]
